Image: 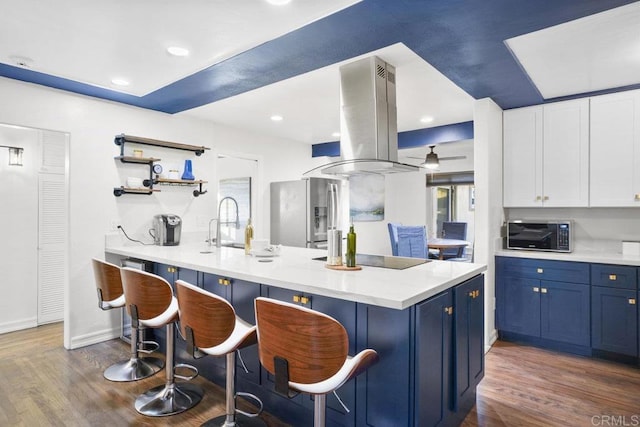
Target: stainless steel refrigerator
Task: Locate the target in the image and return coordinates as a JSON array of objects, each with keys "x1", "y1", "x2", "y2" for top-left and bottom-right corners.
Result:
[{"x1": 270, "y1": 178, "x2": 341, "y2": 248}]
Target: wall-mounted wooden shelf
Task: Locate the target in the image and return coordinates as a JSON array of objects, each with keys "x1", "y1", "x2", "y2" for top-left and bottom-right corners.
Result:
[
  {"x1": 114, "y1": 155, "x2": 161, "y2": 164},
  {"x1": 113, "y1": 187, "x2": 161, "y2": 197},
  {"x1": 155, "y1": 178, "x2": 208, "y2": 185},
  {"x1": 114, "y1": 134, "x2": 210, "y2": 156}
]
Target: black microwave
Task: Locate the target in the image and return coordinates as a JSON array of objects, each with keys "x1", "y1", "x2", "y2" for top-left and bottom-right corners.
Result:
[{"x1": 506, "y1": 220, "x2": 572, "y2": 252}]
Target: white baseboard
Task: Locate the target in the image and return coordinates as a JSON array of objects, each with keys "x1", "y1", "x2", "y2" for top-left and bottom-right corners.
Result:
[
  {"x1": 68, "y1": 326, "x2": 120, "y2": 350},
  {"x1": 485, "y1": 328, "x2": 498, "y2": 353},
  {"x1": 0, "y1": 317, "x2": 38, "y2": 335}
]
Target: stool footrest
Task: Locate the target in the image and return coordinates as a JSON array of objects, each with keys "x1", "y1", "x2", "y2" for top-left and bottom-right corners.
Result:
[
  {"x1": 235, "y1": 392, "x2": 264, "y2": 418},
  {"x1": 138, "y1": 340, "x2": 159, "y2": 354},
  {"x1": 174, "y1": 363, "x2": 198, "y2": 381}
]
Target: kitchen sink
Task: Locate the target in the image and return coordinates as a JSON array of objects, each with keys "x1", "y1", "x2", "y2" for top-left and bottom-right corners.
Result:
[{"x1": 221, "y1": 242, "x2": 245, "y2": 249}]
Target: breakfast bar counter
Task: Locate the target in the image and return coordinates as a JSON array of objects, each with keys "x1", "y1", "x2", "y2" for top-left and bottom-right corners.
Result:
[
  {"x1": 105, "y1": 239, "x2": 487, "y2": 427},
  {"x1": 105, "y1": 241, "x2": 486, "y2": 310}
]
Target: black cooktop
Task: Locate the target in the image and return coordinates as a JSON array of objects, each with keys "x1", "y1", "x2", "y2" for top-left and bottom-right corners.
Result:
[{"x1": 313, "y1": 254, "x2": 429, "y2": 270}]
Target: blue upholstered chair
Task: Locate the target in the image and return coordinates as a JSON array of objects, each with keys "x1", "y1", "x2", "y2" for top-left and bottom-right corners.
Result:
[
  {"x1": 441, "y1": 221, "x2": 468, "y2": 259},
  {"x1": 388, "y1": 222, "x2": 401, "y2": 256},
  {"x1": 396, "y1": 225, "x2": 428, "y2": 259}
]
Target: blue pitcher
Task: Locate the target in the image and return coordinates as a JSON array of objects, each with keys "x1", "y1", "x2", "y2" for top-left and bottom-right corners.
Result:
[{"x1": 181, "y1": 159, "x2": 195, "y2": 180}]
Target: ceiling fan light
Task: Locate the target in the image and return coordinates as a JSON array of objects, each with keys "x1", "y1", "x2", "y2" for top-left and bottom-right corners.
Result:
[{"x1": 421, "y1": 146, "x2": 439, "y2": 169}]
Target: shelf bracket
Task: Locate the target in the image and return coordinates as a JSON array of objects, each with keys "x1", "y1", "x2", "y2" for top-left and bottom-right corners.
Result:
[{"x1": 193, "y1": 182, "x2": 207, "y2": 197}]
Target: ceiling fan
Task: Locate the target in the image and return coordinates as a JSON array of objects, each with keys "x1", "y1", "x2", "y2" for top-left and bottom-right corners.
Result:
[{"x1": 408, "y1": 145, "x2": 467, "y2": 169}]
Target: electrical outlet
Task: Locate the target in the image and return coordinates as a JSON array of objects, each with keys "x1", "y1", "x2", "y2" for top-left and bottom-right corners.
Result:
[{"x1": 109, "y1": 219, "x2": 121, "y2": 231}]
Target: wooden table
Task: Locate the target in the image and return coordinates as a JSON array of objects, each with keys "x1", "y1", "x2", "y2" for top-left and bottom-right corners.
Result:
[{"x1": 428, "y1": 238, "x2": 469, "y2": 260}]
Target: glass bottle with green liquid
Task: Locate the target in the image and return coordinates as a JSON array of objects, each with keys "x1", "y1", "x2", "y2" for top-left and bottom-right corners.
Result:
[{"x1": 346, "y1": 220, "x2": 356, "y2": 267}]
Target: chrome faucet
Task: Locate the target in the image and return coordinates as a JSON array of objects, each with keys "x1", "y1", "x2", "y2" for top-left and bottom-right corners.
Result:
[{"x1": 216, "y1": 196, "x2": 240, "y2": 248}]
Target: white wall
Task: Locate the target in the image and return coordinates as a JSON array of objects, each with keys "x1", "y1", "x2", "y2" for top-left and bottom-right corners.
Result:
[
  {"x1": 0, "y1": 77, "x2": 315, "y2": 349},
  {"x1": 355, "y1": 171, "x2": 428, "y2": 255},
  {"x1": 0, "y1": 125, "x2": 39, "y2": 333},
  {"x1": 473, "y1": 98, "x2": 504, "y2": 350}
]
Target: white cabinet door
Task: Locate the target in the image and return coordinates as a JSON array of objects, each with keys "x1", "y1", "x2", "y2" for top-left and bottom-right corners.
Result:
[
  {"x1": 503, "y1": 106, "x2": 543, "y2": 207},
  {"x1": 543, "y1": 99, "x2": 589, "y2": 207},
  {"x1": 590, "y1": 90, "x2": 640, "y2": 207}
]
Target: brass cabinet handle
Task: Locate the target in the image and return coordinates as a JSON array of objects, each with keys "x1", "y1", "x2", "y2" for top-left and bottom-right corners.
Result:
[
  {"x1": 541, "y1": 288, "x2": 548, "y2": 294},
  {"x1": 218, "y1": 277, "x2": 231, "y2": 286},
  {"x1": 444, "y1": 306, "x2": 453, "y2": 315},
  {"x1": 537, "y1": 268, "x2": 544, "y2": 274},
  {"x1": 543, "y1": 196, "x2": 549, "y2": 201},
  {"x1": 635, "y1": 194, "x2": 640, "y2": 201},
  {"x1": 533, "y1": 287, "x2": 540, "y2": 293},
  {"x1": 630, "y1": 298, "x2": 637, "y2": 305},
  {"x1": 468, "y1": 290, "x2": 480, "y2": 299},
  {"x1": 293, "y1": 295, "x2": 310, "y2": 305},
  {"x1": 535, "y1": 196, "x2": 542, "y2": 201},
  {"x1": 167, "y1": 266, "x2": 177, "y2": 273},
  {"x1": 609, "y1": 274, "x2": 617, "y2": 281}
]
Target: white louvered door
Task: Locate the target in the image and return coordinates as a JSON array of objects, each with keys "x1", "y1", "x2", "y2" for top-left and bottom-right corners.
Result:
[{"x1": 37, "y1": 130, "x2": 68, "y2": 325}]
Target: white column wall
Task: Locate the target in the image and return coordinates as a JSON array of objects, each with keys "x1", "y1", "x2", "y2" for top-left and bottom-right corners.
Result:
[
  {"x1": 473, "y1": 98, "x2": 504, "y2": 350},
  {"x1": 0, "y1": 77, "x2": 315, "y2": 349}
]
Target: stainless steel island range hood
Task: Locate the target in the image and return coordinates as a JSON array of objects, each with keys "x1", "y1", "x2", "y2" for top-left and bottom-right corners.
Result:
[{"x1": 306, "y1": 56, "x2": 419, "y2": 177}]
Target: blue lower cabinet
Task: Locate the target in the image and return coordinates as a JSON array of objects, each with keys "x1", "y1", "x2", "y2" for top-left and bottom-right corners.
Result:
[
  {"x1": 415, "y1": 291, "x2": 452, "y2": 427},
  {"x1": 592, "y1": 286, "x2": 638, "y2": 357},
  {"x1": 229, "y1": 278, "x2": 261, "y2": 386},
  {"x1": 540, "y1": 281, "x2": 590, "y2": 346},
  {"x1": 497, "y1": 276, "x2": 541, "y2": 336},
  {"x1": 153, "y1": 263, "x2": 200, "y2": 290},
  {"x1": 453, "y1": 276, "x2": 484, "y2": 412}
]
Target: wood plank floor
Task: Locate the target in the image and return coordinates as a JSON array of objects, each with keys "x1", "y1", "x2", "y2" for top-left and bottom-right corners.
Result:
[{"x1": 1, "y1": 324, "x2": 639, "y2": 426}]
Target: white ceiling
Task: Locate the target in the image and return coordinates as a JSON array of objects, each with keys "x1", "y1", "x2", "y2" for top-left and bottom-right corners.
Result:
[
  {"x1": 180, "y1": 43, "x2": 475, "y2": 144},
  {"x1": 0, "y1": 0, "x2": 359, "y2": 96},
  {"x1": 505, "y1": 1, "x2": 640, "y2": 100}
]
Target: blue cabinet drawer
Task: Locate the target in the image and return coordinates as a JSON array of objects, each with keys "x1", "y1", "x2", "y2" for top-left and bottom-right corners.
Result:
[
  {"x1": 591, "y1": 264, "x2": 637, "y2": 289},
  {"x1": 496, "y1": 256, "x2": 589, "y2": 284}
]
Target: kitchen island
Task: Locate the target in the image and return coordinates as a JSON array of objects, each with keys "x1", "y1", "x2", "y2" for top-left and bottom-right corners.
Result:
[{"x1": 105, "y1": 240, "x2": 487, "y2": 426}]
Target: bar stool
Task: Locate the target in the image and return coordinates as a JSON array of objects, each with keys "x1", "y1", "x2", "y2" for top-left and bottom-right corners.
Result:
[
  {"x1": 120, "y1": 267, "x2": 203, "y2": 416},
  {"x1": 91, "y1": 258, "x2": 163, "y2": 382},
  {"x1": 254, "y1": 297, "x2": 379, "y2": 427},
  {"x1": 175, "y1": 279, "x2": 266, "y2": 427}
]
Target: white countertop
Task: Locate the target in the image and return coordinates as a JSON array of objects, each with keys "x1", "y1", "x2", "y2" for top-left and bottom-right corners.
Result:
[
  {"x1": 495, "y1": 240, "x2": 640, "y2": 266},
  {"x1": 105, "y1": 239, "x2": 486, "y2": 310}
]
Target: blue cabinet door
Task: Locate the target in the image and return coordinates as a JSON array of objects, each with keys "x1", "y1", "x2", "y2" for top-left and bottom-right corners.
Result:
[
  {"x1": 540, "y1": 281, "x2": 590, "y2": 346},
  {"x1": 592, "y1": 286, "x2": 638, "y2": 356},
  {"x1": 415, "y1": 291, "x2": 452, "y2": 427},
  {"x1": 499, "y1": 276, "x2": 541, "y2": 337},
  {"x1": 453, "y1": 275, "x2": 484, "y2": 411},
  {"x1": 229, "y1": 278, "x2": 261, "y2": 386}
]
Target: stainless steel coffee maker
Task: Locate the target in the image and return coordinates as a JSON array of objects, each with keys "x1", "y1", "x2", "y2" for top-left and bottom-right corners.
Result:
[
  {"x1": 152, "y1": 214, "x2": 182, "y2": 246},
  {"x1": 326, "y1": 183, "x2": 342, "y2": 266}
]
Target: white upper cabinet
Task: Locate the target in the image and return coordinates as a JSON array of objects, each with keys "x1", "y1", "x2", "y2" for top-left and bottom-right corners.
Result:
[
  {"x1": 590, "y1": 90, "x2": 640, "y2": 207},
  {"x1": 503, "y1": 105, "x2": 543, "y2": 207},
  {"x1": 503, "y1": 99, "x2": 589, "y2": 207}
]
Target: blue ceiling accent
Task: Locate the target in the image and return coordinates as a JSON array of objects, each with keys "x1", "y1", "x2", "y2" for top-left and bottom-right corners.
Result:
[
  {"x1": 311, "y1": 121, "x2": 474, "y2": 157},
  {"x1": 2, "y1": 0, "x2": 638, "y2": 113}
]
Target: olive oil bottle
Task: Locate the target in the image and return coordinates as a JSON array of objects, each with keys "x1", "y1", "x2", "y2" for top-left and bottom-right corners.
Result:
[
  {"x1": 346, "y1": 222, "x2": 356, "y2": 267},
  {"x1": 244, "y1": 218, "x2": 254, "y2": 255}
]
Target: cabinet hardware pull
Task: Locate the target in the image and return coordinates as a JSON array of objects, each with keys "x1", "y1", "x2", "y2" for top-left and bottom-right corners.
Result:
[
  {"x1": 536, "y1": 268, "x2": 543, "y2": 274},
  {"x1": 535, "y1": 196, "x2": 542, "y2": 201},
  {"x1": 469, "y1": 291, "x2": 474, "y2": 298},
  {"x1": 444, "y1": 307, "x2": 453, "y2": 315},
  {"x1": 168, "y1": 267, "x2": 177, "y2": 273},
  {"x1": 541, "y1": 288, "x2": 548, "y2": 294},
  {"x1": 635, "y1": 194, "x2": 640, "y2": 201},
  {"x1": 300, "y1": 296, "x2": 310, "y2": 305},
  {"x1": 609, "y1": 274, "x2": 617, "y2": 281},
  {"x1": 533, "y1": 287, "x2": 540, "y2": 293},
  {"x1": 543, "y1": 196, "x2": 549, "y2": 201},
  {"x1": 218, "y1": 278, "x2": 231, "y2": 286},
  {"x1": 293, "y1": 295, "x2": 300, "y2": 303},
  {"x1": 630, "y1": 299, "x2": 637, "y2": 305}
]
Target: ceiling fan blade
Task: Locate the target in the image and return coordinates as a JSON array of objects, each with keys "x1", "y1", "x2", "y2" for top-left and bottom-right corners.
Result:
[{"x1": 439, "y1": 155, "x2": 467, "y2": 161}]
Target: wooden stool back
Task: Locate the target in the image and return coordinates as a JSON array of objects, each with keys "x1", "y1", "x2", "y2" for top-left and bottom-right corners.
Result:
[
  {"x1": 255, "y1": 297, "x2": 348, "y2": 385},
  {"x1": 92, "y1": 258, "x2": 123, "y2": 304},
  {"x1": 120, "y1": 268, "x2": 174, "y2": 321},
  {"x1": 175, "y1": 280, "x2": 236, "y2": 349}
]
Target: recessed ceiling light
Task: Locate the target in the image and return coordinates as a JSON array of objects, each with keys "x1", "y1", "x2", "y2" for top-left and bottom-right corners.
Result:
[
  {"x1": 420, "y1": 116, "x2": 434, "y2": 124},
  {"x1": 167, "y1": 46, "x2": 189, "y2": 57},
  {"x1": 331, "y1": 132, "x2": 341, "y2": 138},
  {"x1": 270, "y1": 115, "x2": 284, "y2": 122},
  {"x1": 111, "y1": 78, "x2": 130, "y2": 87},
  {"x1": 266, "y1": 0, "x2": 291, "y2": 5},
  {"x1": 9, "y1": 55, "x2": 34, "y2": 68}
]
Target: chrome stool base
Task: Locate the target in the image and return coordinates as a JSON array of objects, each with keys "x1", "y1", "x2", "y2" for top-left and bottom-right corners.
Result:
[
  {"x1": 103, "y1": 357, "x2": 164, "y2": 382},
  {"x1": 134, "y1": 382, "x2": 203, "y2": 417},
  {"x1": 202, "y1": 413, "x2": 267, "y2": 427}
]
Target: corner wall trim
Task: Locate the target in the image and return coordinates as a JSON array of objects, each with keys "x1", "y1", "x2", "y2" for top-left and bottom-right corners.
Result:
[{"x1": 67, "y1": 327, "x2": 120, "y2": 350}]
